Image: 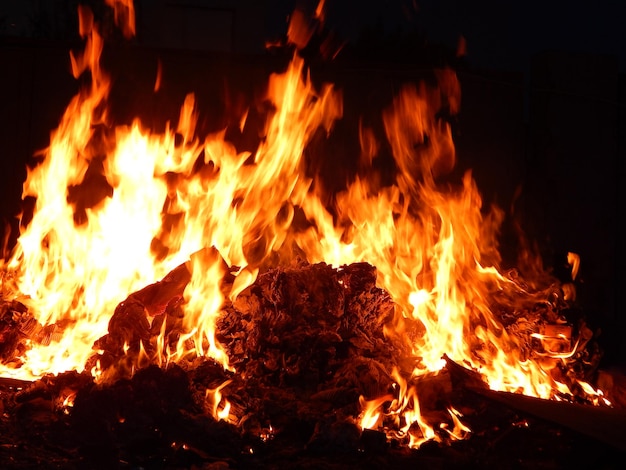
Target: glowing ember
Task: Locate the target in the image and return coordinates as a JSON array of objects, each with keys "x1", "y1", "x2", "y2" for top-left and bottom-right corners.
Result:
[{"x1": 0, "y1": 0, "x2": 609, "y2": 451}]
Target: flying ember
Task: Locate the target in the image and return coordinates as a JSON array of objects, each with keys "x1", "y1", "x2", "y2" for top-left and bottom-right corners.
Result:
[{"x1": 0, "y1": 0, "x2": 610, "y2": 453}]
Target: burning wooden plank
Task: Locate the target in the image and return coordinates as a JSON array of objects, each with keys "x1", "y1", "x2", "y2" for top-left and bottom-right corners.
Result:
[
  {"x1": 469, "y1": 385, "x2": 626, "y2": 452},
  {"x1": 446, "y1": 352, "x2": 625, "y2": 451}
]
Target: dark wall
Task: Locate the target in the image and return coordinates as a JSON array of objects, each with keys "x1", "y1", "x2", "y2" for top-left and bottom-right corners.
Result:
[
  {"x1": 524, "y1": 51, "x2": 621, "y2": 364},
  {"x1": 0, "y1": 42, "x2": 78, "y2": 238},
  {"x1": 453, "y1": 68, "x2": 526, "y2": 266},
  {"x1": 618, "y1": 74, "x2": 626, "y2": 363}
]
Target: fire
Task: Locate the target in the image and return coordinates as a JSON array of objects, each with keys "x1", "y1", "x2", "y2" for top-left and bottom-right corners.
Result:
[
  {"x1": 0, "y1": 0, "x2": 608, "y2": 450},
  {"x1": 205, "y1": 379, "x2": 234, "y2": 423},
  {"x1": 359, "y1": 393, "x2": 393, "y2": 431},
  {"x1": 104, "y1": 0, "x2": 135, "y2": 38},
  {"x1": 443, "y1": 407, "x2": 472, "y2": 440}
]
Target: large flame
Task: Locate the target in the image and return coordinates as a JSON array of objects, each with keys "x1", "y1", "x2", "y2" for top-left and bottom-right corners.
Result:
[{"x1": 0, "y1": 0, "x2": 603, "y2": 447}]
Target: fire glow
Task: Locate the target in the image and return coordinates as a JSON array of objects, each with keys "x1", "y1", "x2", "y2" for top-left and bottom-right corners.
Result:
[{"x1": 0, "y1": 0, "x2": 608, "y2": 449}]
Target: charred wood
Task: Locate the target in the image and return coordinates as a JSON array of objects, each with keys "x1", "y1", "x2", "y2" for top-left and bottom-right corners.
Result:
[{"x1": 469, "y1": 385, "x2": 626, "y2": 452}]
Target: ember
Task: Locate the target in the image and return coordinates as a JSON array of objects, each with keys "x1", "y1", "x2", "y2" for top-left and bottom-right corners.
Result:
[{"x1": 1, "y1": 0, "x2": 625, "y2": 468}]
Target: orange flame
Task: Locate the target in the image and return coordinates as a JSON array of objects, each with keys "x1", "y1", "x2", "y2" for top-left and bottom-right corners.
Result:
[
  {"x1": 104, "y1": 0, "x2": 135, "y2": 38},
  {"x1": 359, "y1": 393, "x2": 393, "y2": 431},
  {"x1": 443, "y1": 407, "x2": 471, "y2": 440},
  {"x1": 205, "y1": 379, "x2": 234, "y2": 423}
]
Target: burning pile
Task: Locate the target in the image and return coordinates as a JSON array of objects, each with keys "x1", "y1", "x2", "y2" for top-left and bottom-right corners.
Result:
[
  {"x1": 0, "y1": 1, "x2": 621, "y2": 466},
  {"x1": 0, "y1": 258, "x2": 619, "y2": 468}
]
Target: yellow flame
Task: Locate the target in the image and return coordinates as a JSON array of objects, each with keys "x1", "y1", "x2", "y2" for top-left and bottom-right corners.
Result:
[
  {"x1": 205, "y1": 379, "x2": 234, "y2": 423},
  {"x1": 443, "y1": 407, "x2": 471, "y2": 440},
  {"x1": 358, "y1": 394, "x2": 392, "y2": 431},
  {"x1": 567, "y1": 251, "x2": 580, "y2": 280}
]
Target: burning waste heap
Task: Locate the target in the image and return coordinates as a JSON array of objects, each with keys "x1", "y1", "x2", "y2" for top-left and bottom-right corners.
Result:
[{"x1": 1, "y1": 1, "x2": 625, "y2": 468}]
